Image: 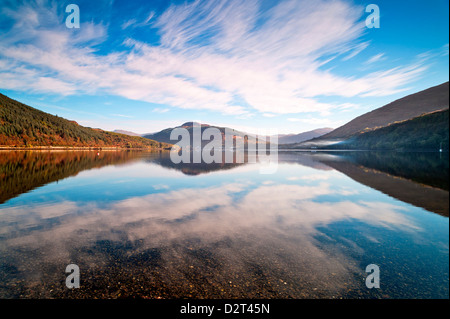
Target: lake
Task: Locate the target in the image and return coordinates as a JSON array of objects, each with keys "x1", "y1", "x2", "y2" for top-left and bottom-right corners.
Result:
[{"x1": 0, "y1": 150, "x2": 448, "y2": 298}]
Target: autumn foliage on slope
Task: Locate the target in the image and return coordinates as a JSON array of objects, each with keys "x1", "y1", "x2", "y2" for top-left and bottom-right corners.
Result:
[{"x1": 0, "y1": 93, "x2": 169, "y2": 149}]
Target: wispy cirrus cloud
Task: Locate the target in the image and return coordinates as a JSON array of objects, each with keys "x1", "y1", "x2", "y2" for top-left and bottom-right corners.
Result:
[
  {"x1": 341, "y1": 41, "x2": 370, "y2": 61},
  {"x1": 121, "y1": 11, "x2": 155, "y2": 30},
  {"x1": 366, "y1": 53, "x2": 386, "y2": 64},
  {"x1": 0, "y1": 0, "x2": 433, "y2": 118}
]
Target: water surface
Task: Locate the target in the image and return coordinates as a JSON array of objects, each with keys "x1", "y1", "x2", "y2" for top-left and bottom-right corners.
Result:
[{"x1": 0, "y1": 150, "x2": 448, "y2": 298}]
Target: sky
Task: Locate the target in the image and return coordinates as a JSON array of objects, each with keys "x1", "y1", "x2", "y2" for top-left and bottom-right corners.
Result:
[{"x1": 0, "y1": 0, "x2": 448, "y2": 135}]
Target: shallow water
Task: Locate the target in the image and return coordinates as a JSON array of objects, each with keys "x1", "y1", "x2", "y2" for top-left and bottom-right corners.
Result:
[{"x1": 0, "y1": 150, "x2": 448, "y2": 298}]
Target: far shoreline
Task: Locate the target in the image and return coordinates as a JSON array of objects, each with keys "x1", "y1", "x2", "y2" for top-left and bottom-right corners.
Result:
[{"x1": 0, "y1": 146, "x2": 171, "y2": 151}]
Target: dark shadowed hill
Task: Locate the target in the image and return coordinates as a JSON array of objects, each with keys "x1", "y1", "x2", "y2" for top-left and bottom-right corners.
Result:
[
  {"x1": 326, "y1": 109, "x2": 449, "y2": 151},
  {"x1": 322, "y1": 82, "x2": 449, "y2": 140}
]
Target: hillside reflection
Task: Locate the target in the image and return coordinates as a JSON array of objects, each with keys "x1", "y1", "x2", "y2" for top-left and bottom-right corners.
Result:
[
  {"x1": 328, "y1": 151, "x2": 449, "y2": 191},
  {"x1": 308, "y1": 151, "x2": 449, "y2": 216},
  {"x1": 0, "y1": 151, "x2": 147, "y2": 204},
  {"x1": 0, "y1": 150, "x2": 448, "y2": 299},
  {"x1": 0, "y1": 150, "x2": 448, "y2": 215}
]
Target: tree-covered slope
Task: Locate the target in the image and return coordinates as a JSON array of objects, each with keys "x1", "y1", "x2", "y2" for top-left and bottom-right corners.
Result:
[
  {"x1": 0, "y1": 93, "x2": 169, "y2": 148},
  {"x1": 322, "y1": 82, "x2": 449, "y2": 140},
  {"x1": 331, "y1": 109, "x2": 449, "y2": 151}
]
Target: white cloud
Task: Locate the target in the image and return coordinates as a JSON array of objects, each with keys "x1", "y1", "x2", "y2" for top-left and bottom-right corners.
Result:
[
  {"x1": 0, "y1": 0, "x2": 431, "y2": 118},
  {"x1": 121, "y1": 19, "x2": 137, "y2": 30},
  {"x1": 365, "y1": 53, "x2": 386, "y2": 64},
  {"x1": 153, "y1": 107, "x2": 170, "y2": 114},
  {"x1": 121, "y1": 11, "x2": 155, "y2": 30},
  {"x1": 341, "y1": 41, "x2": 370, "y2": 61}
]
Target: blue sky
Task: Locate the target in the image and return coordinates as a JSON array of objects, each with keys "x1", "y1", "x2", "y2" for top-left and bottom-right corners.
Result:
[{"x1": 0, "y1": 0, "x2": 448, "y2": 134}]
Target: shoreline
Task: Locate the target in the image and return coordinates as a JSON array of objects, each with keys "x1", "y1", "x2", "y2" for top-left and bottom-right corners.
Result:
[
  {"x1": 0, "y1": 146, "x2": 171, "y2": 151},
  {"x1": 1, "y1": 146, "x2": 446, "y2": 153}
]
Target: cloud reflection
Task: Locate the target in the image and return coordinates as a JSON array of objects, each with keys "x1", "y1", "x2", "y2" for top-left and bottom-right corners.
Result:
[{"x1": 0, "y1": 179, "x2": 421, "y2": 298}]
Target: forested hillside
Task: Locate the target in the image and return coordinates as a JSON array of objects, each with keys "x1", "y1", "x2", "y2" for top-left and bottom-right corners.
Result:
[
  {"x1": 331, "y1": 109, "x2": 449, "y2": 151},
  {"x1": 321, "y1": 82, "x2": 449, "y2": 140},
  {"x1": 0, "y1": 93, "x2": 169, "y2": 149}
]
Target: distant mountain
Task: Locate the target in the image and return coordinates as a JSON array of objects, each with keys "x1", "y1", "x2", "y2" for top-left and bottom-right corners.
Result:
[
  {"x1": 112, "y1": 130, "x2": 141, "y2": 136},
  {"x1": 144, "y1": 123, "x2": 332, "y2": 147},
  {"x1": 320, "y1": 82, "x2": 449, "y2": 141},
  {"x1": 143, "y1": 122, "x2": 265, "y2": 147},
  {"x1": 276, "y1": 128, "x2": 333, "y2": 144},
  {"x1": 0, "y1": 93, "x2": 170, "y2": 149}
]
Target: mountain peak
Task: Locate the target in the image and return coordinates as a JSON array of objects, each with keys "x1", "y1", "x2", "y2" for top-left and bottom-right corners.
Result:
[{"x1": 179, "y1": 122, "x2": 203, "y2": 127}]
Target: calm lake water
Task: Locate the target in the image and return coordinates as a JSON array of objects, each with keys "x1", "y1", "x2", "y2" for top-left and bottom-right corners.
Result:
[{"x1": 0, "y1": 150, "x2": 448, "y2": 299}]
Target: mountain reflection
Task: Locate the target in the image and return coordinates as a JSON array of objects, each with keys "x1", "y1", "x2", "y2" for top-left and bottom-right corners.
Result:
[
  {"x1": 0, "y1": 150, "x2": 448, "y2": 299},
  {"x1": 329, "y1": 151, "x2": 449, "y2": 191},
  {"x1": 1, "y1": 150, "x2": 448, "y2": 214},
  {"x1": 276, "y1": 151, "x2": 448, "y2": 216},
  {"x1": 146, "y1": 150, "x2": 248, "y2": 176}
]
